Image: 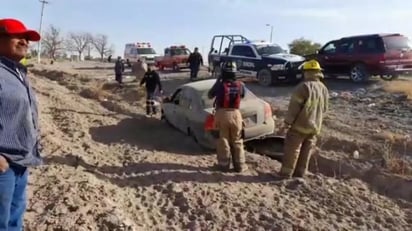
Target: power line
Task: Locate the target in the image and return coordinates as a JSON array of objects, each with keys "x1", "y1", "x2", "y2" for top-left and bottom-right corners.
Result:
[{"x1": 37, "y1": 0, "x2": 49, "y2": 64}]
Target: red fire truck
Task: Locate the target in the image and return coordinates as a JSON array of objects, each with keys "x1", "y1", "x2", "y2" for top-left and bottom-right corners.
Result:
[{"x1": 155, "y1": 45, "x2": 191, "y2": 71}]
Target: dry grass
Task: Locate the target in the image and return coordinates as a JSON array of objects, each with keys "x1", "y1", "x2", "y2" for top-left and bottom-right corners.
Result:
[
  {"x1": 383, "y1": 80, "x2": 412, "y2": 99},
  {"x1": 376, "y1": 131, "x2": 412, "y2": 176}
]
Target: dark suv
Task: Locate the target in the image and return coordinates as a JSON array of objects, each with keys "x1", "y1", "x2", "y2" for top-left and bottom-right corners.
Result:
[{"x1": 307, "y1": 34, "x2": 412, "y2": 82}]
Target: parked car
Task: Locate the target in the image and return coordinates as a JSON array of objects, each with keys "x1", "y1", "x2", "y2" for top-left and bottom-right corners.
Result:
[
  {"x1": 208, "y1": 34, "x2": 305, "y2": 86},
  {"x1": 306, "y1": 33, "x2": 412, "y2": 82},
  {"x1": 161, "y1": 79, "x2": 276, "y2": 149},
  {"x1": 155, "y1": 45, "x2": 191, "y2": 71}
]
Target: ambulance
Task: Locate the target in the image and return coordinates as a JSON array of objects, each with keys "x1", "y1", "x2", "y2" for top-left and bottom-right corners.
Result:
[{"x1": 123, "y1": 42, "x2": 157, "y2": 66}]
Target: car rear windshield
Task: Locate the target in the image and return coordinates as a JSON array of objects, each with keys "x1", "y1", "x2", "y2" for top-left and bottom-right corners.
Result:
[
  {"x1": 200, "y1": 87, "x2": 257, "y2": 108},
  {"x1": 383, "y1": 36, "x2": 412, "y2": 50},
  {"x1": 137, "y1": 48, "x2": 156, "y2": 55}
]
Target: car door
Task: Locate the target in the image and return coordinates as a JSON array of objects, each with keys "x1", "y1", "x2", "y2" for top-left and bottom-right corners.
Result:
[
  {"x1": 317, "y1": 41, "x2": 340, "y2": 74},
  {"x1": 174, "y1": 88, "x2": 192, "y2": 132},
  {"x1": 335, "y1": 38, "x2": 356, "y2": 73},
  {"x1": 166, "y1": 88, "x2": 183, "y2": 129},
  {"x1": 230, "y1": 45, "x2": 259, "y2": 77}
]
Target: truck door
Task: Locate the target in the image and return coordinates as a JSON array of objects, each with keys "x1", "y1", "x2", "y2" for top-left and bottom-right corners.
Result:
[
  {"x1": 317, "y1": 41, "x2": 340, "y2": 74},
  {"x1": 230, "y1": 45, "x2": 259, "y2": 77}
]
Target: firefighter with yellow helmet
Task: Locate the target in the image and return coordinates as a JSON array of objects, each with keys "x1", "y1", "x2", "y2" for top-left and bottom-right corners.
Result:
[{"x1": 279, "y1": 59, "x2": 329, "y2": 178}]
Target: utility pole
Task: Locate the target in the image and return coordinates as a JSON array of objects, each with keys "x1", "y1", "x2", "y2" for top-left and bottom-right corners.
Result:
[
  {"x1": 265, "y1": 24, "x2": 273, "y2": 43},
  {"x1": 37, "y1": 0, "x2": 49, "y2": 64}
]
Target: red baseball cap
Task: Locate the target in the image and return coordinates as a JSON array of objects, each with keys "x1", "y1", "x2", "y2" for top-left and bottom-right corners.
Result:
[{"x1": 0, "y1": 18, "x2": 41, "y2": 41}]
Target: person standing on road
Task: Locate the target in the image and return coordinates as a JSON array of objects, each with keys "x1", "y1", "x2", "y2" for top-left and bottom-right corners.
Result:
[
  {"x1": 114, "y1": 56, "x2": 124, "y2": 86},
  {"x1": 279, "y1": 59, "x2": 329, "y2": 178},
  {"x1": 0, "y1": 18, "x2": 43, "y2": 230},
  {"x1": 208, "y1": 61, "x2": 247, "y2": 173},
  {"x1": 187, "y1": 47, "x2": 203, "y2": 80},
  {"x1": 140, "y1": 64, "x2": 163, "y2": 116}
]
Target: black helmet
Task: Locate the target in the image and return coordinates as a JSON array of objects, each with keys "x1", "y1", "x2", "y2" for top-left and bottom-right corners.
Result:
[{"x1": 221, "y1": 61, "x2": 237, "y2": 73}]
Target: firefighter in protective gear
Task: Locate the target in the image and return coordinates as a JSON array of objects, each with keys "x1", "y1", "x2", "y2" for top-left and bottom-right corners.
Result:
[
  {"x1": 207, "y1": 61, "x2": 247, "y2": 172},
  {"x1": 279, "y1": 59, "x2": 329, "y2": 178}
]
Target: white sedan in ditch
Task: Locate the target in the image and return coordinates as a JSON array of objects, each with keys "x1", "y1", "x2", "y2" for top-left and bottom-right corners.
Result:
[{"x1": 161, "y1": 79, "x2": 276, "y2": 149}]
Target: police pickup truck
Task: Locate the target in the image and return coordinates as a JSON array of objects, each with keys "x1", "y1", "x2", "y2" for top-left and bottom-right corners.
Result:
[{"x1": 208, "y1": 35, "x2": 305, "y2": 86}]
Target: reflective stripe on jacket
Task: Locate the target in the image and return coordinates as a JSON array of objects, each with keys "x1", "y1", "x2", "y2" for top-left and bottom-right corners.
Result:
[{"x1": 285, "y1": 72, "x2": 329, "y2": 135}]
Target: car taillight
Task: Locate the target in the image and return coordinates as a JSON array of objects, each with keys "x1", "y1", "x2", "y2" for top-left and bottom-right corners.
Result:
[{"x1": 264, "y1": 102, "x2": 272, "y2": 120}]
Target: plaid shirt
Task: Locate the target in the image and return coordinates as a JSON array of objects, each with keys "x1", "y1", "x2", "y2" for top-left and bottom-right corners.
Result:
[{"x1": 0, "y1": 57, "x2": 42, "y2": 167}]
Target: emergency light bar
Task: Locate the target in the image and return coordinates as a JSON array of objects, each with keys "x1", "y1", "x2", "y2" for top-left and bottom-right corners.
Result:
[
  {"x1": 170, "y1": 45, "x2": 186, "y2": 49},
  {"x1": 136, "y1": 42, "x2": 151, "y2": 48}
]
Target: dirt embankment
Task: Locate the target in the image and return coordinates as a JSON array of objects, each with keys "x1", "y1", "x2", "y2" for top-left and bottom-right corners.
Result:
[{"x1": 25, "y1": 63, "x2": 412, "y2": 230}]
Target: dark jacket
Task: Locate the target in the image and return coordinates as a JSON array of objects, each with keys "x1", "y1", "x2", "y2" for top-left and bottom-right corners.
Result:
[
  {"x1": 114, "y1": 60, "x2": 124, "y2": 75},
  {"x1": 208, "y1": 78, "x2": 246, "y2": 109},
  {"x1": 0, "y1": 57, "x2": 42, "y2": 167},
  {"x1": 187, "y1": 52, "x2": 203, "y2": 68},
  {"x1": 140, "y1": 70, "x2": 162, "y2": 92}
]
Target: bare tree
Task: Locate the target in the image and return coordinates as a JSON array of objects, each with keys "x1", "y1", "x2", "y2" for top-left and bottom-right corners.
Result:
[
  {"x1": 66, "y1": 32, "x2": 92, "y2": 61},
  {"x1": 42, "y1": 25, "x2": 64, "y2": 59},
  {"x1": 91, "y1": 34, "x2": 112, "y2": 61}
]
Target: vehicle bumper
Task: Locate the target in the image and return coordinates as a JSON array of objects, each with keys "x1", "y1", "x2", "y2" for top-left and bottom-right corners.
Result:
[
  {"x1": 269, "y1": 61, "x2": 305, "y2": 82},
  {"x1": 178, "y1": 63, "x2": 190, "y2": 69},
  {"x1": 270, "y1": 69, "x2": 303, "y2": 82},
  {"x1": 381, "y1": 65, "x2": 412, "y2": 76},
  {"x1": 201, "y1": 118, "x2": 276, "y2": 150},
  {"x1": 244, "y1": 117, "x2": 275, "y2": 141}
]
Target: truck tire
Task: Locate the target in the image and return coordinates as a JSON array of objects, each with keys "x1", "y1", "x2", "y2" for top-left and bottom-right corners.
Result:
[
  {"x1": 257, "y1": 69, "x2": 273, "y2": 86},
  {"x1": 350, "y1": 63, "x2": 369, "y2": 82},
  {"x1": 173, "y1": 63, "x2": 180, "y2": 71}
]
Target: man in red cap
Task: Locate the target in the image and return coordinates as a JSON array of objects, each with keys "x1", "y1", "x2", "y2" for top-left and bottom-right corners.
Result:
[{"x1": 0, "y1": 18, "x2": 42, "y2": 230}]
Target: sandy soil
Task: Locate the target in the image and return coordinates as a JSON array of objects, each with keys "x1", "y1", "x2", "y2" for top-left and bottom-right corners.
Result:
[{"x1": 22, "y1": 61, "x2": 412, "y2": 231}]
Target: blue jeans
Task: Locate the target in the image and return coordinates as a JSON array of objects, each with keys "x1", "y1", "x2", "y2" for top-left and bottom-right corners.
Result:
[{"x1": 0, "y1": 165, "x2": 28, "y2": 231}]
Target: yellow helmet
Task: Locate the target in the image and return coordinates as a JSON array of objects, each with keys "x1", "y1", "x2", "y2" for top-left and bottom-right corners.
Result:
[
  {"x1": 20, "y1": 57, "x2": 28, "y2": 66},
  {"x1": 301, "y1": 59, "x2": 322, "y2": 71}
]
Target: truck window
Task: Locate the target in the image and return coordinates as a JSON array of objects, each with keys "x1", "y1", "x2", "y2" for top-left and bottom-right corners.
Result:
[
  {"x1": 231, "y1": 46, "x2": 256, "y2": 58},
  {"x1": 254, "y1": 45, "x2": 284, "y2": 56},
  {"x1": 338, "y1": 40, "x2": 355, "y2": 54},
  {"x1": 358, "y1": 37, "x2": 384, "y2": 53},
  {"x1": 320, "y1": 42, "x2": 337, "y2": 54},
  {"x1": 171, "y1": 48, "x2": 190, "y2": 56},
  {"x1": 137, "y1": 48, "x2": 156, "y2": 55},
  {"x1": 383, "y1": 36, "x2": 412, "y2": 51}
]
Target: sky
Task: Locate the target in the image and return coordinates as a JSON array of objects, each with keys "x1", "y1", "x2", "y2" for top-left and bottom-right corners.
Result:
[{"x1": 2, "y1": 0, "x2": 412, "y2": 57}]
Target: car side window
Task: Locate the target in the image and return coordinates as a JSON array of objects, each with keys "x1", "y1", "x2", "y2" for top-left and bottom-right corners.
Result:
[
  {"x1": 338, "y1": 40, "x2": 355, "y2": 54},
  {"x1": 358, "y1": 37, "x2": 382, "y2": 53},
  {"x1": 321, "y1": 42, "x2": 337, "y2": 54},
  {"x1": 165, "y1": 48, "x2": 171, "y2": 56},
  {"x1": 231, "y1": 46, "x2": 256, "y2": 58},
  {"x1": 171, "y1": 89, "x2": 182, "y2": 103}
]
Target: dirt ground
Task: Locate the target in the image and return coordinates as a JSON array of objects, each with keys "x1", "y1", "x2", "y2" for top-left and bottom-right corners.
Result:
[{"x1": 23, "y1": 61, "x2": 412, "y2": 231}]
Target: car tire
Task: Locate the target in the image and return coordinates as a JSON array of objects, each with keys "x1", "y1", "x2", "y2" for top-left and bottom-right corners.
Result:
[
  {"x1": 173, "y1": 63, "x2": 179, "y2": 71},
  {"x1": 350, "y1": 63, "x2": 370, "y2": 82},
  {"x1": 380, "y1": 74, "x2": 399, "y2": 81},
  {"x1": 257, "y1": 69, "x2": 273, "y2": 86}
]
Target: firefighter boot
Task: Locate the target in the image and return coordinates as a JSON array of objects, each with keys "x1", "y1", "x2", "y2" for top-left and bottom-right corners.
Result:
[
  {"x1": 293, "y1": 135, "x2": 317, "y2": 177},
  {"x1": 279, "y1": 130, "x2": 305, "y2": 178}
]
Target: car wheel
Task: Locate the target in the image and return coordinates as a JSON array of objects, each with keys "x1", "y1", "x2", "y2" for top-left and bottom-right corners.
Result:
[
  {"x1": 257, "y1": 69, "x2": 273, "y2": 86},
  {"x1": 380, "y1": 74, "x2": 399, "y2": 81},
  {"x1": 173, "y1": 63, "x2": 179, "y2": 71},
  {"x1": 350, "y1": 64, "x2": 369, "y2": 82}
]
